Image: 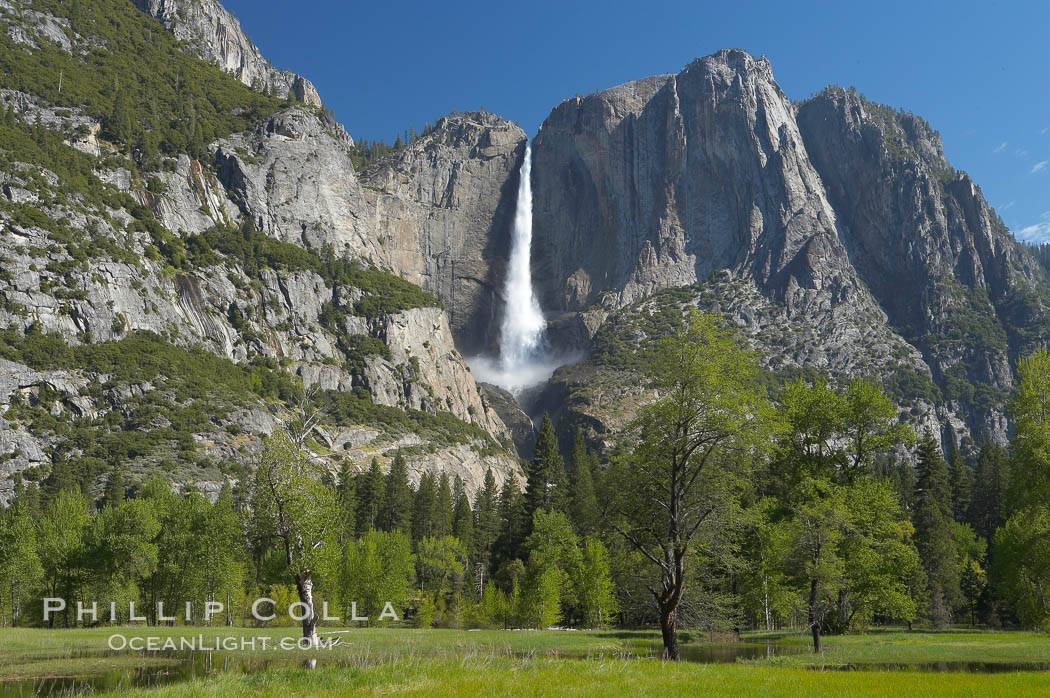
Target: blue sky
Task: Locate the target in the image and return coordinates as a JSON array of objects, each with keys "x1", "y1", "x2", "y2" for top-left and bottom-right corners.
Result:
[{"x1": 226, "y1": 0, "x2": 1049, "y2": 242}]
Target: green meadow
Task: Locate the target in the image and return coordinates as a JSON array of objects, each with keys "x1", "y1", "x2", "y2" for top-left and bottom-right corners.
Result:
[{"x1": 2, "y1": 627, "x2": 1050, "y2": 697}]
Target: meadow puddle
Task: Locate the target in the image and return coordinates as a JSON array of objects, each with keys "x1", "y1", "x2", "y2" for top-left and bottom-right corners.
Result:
[
  {"x1": 0, "y1": 650, "x2": 321, "y2": 697},
  {"x1": 621, "y1": 641, "x2": 809, "y2": 662}
]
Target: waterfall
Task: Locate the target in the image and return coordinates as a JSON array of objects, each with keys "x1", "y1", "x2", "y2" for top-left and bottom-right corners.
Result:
[
  {"x1": 468, "y1": 142, "x2": 570, "y2": 397},
  {"x1": 498, "y1": 144, "x2": 546, "y2": 371}
]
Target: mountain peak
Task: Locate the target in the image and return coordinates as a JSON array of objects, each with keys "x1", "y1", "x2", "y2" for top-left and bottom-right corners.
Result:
[{"x1": 133, "y1": 0, "x2": 321, "y2": 106}]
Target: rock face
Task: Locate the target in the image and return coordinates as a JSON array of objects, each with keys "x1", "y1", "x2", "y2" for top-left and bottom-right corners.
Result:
[
  {"x1": 359, "y1": 112, "x2": 528, "y2": 353},
  {"x1": 533, "y1": 50, "x2": 850, "y2": 313},
  {"x1": 796, "y1": 88, "x2": 1048, "y2": 441},
  {"x1": 366, "y1": 307, "x2": 508, "y2": 438},
  {"x1": 132, "y1": 0, "x2": 322, "y2": 106},
  {"x1": 3, "y1": 0, "x2": 1047, "y2": 502},
  {"x1": 213, "y1": 108, "x2": 374, "y2": 253},
  {"x1": 214, "y1": 108, "x2": 528, "y2": 353},
  {"x1": 530, "y1": 49, "x2": 1050, "y2": 451}
]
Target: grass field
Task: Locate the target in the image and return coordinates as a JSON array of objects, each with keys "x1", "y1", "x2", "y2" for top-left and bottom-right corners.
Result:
[{"x1": 2, "y1": 627, "x2": 1049, "y2": 696}]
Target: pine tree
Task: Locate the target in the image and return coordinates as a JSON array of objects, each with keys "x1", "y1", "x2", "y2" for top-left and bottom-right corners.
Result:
[
  {"x1": 473, "y1": 469, "x2": 500, "y2": 565},
  {"x1": 492, "y1": 476, "x2": 524, "y2": 570},
  {"x1": 949, "y1": 448, "x2": 973, "y2": 523},
  {"x1": 42, "y1": 460, "x2": 78, "y2": 505},
  {"x1": 913, "y1": 430, "x2": 961, "y2": 624},
  {"x1": 452, "y1": 476, "x2": 474, "y2": 557},
  {"x1": 412, "y1": 471, "x2": 437, "y2": 542},
  {"x1": 105, "y1": 89, "x2": 133, "y2": 144},
  {"x1": 435, "y1": 473, "x2": 454, "y2": 538},
  {"x1": 379, "y1": 452, "x2": 413, "y2": 533},
  {"x1": 11, "y1": 475, "x2": 36, "y2": 518},
  {"x1": 568, "y1": 429, "x2": 599, "y2": 535},
  {"x1": 967, "y1": 439, "x2": 1010, "y2": 540},
  {"x1": 355, "y1": 458, "x2": 385, "y2": 536},
  {"x1": 916, "y1": 431, "x2": 953, "y2": 518},
  {"x1": 102, "y1": 462, "x2": 125, "y2": 509},
  {"x1": 524, "y1": 414, "x2": 568, "y2": 526}
]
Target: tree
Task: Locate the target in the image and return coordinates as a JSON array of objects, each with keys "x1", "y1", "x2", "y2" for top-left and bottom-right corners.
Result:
[
  {"x1": 141, "y1": 479, "x2": 205, "y2": 624},
  {"x1": 740, "y1": 498, "x2": 798, "y2": 631},
  {"x1": 37, "y1": 488, "x2": 90, "y2": 627},
  {"x1": 412, "y1": 472, "x2": 436, "y2": 542},
  {"x1": 102, "y1": 462, "x2": 125, "y2": 509},
  {"x1": 472, "y1": 469, "x2": 500, "y2": 570},
  {"x1": 568, "y1": 429, "x2": 599, "y2": 535},
  {"x1": 968, "y1": 439, "x2": 1010, "y2": 540},
  {"x1": 379, "y1": 452, "x2": 412, "y2": 534},
  {"x1": 416, "y1": 534, "x2": 467, "y2": 624},
  {"x1": 452, "y1": 477, "x2": 474, "y2": 562},
  {"x1": 602, "y1": 311, "x2": 777, "y2": 659},
  {"x1": 838, "y1": 478, "x2": 922, "y2": 628},
  {"x1": 340, "y1": 529, "x2": 414, "y2": 624},
  {"x1": 992, "y1": 508, "x2": 1050, "y2": 628},
  {"x1": 842, "y1": 378, "x2": 911, "y2": 481},
  {"x1": 992, "y1": 348, "x2": 1050, "y2": 628},
  {"x1": 0, "y1": 504, "x2": 43, "y2": 626},
  {"x1": 949, "y1": 448, "x2": 973, "y2": 523},
  {"x1": 434, "y1": 473, "x2": 454, "y2": 538},
  {"x1": 520, "y1": 509, "x2": 579, "y2": 628},
  {"x1": 783, "y1": 477, "x2": 849, "y2": 652},
  {"x1": 250, "y1": 429, "x2": 337, "y2": 645},
  {"x1": 491, "y1": 476, "x2": 524, "y2": 572},
  {"x1": 336, "y1": 460, "x2": 356, "y2": 543},
  {"x1": 85, "y1": 498, "x2": 160, "y2": 622},
  {"x1": 574, "y1": 538, "x2": 618, "y2": 628},
  {"x1": 202, "y1": 482, "x2": 244, "y2": 626},
  {"x1": 1010, "y1": 347, "x2": 1050, "y2": 508},
  {"x1": 417, "y1": 535, "x2": 466, "y2": 595},
  {"x1": 774, "y1": 378, "x2": 918, "y2": 649},
  {"x1": 960, "y1": 556, "x2": 987, "y2": 627},
  {"x1": 913, "y1": 430, "x2": 961, "y2": 625},
  {"x1": 524, "y1": 414, "x2": 568, "y2": 524},
  {"x1": 355, "y1": 458, "x2": 385, "y2": 536}
]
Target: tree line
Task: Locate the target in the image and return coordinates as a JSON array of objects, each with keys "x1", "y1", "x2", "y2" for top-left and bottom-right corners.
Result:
[
  {"x1": 1, "y1": 310, "x2": 1049, "y2": 660},
  {"x1": 0, "y1": 417, "x2": 615, "y2": 639}
]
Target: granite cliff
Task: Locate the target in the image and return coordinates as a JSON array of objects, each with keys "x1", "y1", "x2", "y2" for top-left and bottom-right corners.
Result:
[
  {"x1": 0, "y1": 0, "x2": 1044, "y2": 504},
  {"x1": 0, "y1": 0, "x2": 524, "y2": 502},
  {"x1": 529, "y1": 50, "x2": 1050, "y2": 454},
  {"x1": 132, "y1": 0, "x2": 322, "y2": 106}
]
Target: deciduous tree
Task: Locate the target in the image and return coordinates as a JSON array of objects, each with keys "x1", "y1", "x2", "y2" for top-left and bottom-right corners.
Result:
[
  {"x1": 603, "y1": 311, "x2": 777, "y2": 659},
  {"x1": 250, "y1": 429, "x2": 337, "y2": 645}
]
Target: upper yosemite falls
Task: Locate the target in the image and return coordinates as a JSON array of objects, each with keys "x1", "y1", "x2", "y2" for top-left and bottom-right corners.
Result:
[{"x1": 0, "y1": 0, "x2": 1046, "y2": 508}]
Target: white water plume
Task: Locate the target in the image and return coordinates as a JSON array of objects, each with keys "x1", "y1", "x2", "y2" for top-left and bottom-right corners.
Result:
[
  {"x1": 468, "y1": 143, "x2": 568, "y2": 396},
  {"x1": 499, "y1": 144, "x2": 546, "y2": 370}
]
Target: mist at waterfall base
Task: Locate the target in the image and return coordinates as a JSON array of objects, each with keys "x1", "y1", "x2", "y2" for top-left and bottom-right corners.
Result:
[{"x1": 467, "y1": 144, "x2": 572, "y2": 399}]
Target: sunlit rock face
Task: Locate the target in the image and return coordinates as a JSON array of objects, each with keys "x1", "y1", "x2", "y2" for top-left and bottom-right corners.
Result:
[
  {"x1": 529, "y1": 48, "x2": 1050, "y2": 451},
  {"x1": 132, "y1": 0, "x2": 322, "y2": 105}
]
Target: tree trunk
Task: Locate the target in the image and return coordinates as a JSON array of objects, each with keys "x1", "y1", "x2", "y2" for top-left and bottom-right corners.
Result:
[
  {"x1": 659, "y1": 603, "x2": 680, "y2": 660},
  {"x1": 295, "y1": 574, "x2": 319, "y2": 647},
  {"x1": 808, "y1": 577, "x2": 821, "y2": 653}
]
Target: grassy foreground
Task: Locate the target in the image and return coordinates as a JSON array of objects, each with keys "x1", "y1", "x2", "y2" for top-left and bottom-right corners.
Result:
[{"x1": 1, "y1": 627, "x2": 1049, "y2": 697}]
